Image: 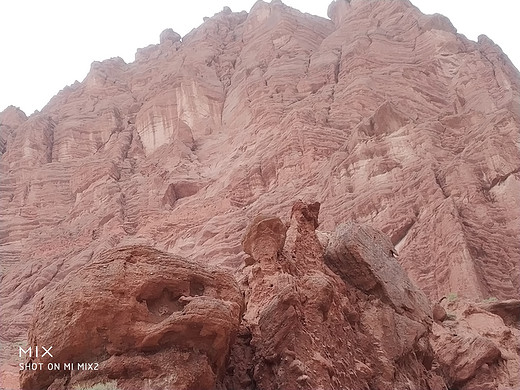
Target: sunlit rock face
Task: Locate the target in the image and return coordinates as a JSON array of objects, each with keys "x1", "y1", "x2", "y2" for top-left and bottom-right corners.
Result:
[{"x1": 1, "y1": 0, "x2": 519, "y2": 388}]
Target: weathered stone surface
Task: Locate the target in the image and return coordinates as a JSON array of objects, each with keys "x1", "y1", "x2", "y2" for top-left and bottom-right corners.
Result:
[
  {"x1": 432, "y1": 303, "x2": 447, "y2": 322},
  {"x1": 1, "y1": 0, "x2": 519, "y2": 387},
  {"x1": 241, "y1": 215, "x2": 287, "y2": 260},
  {"x1": 431, "y1": 299, "x2": 520, "y2": 389},
  {"x1": 159, "y1": 28, "x2": 181, "y2": 44},
  {"x1": 19, "y1": 246, "x2": 243, "y2": 390},
  {"x1": 227, "y1": 201, "x2": 441, "y2": 390},
  {"x1": 324, "y1": 222, "x2": 432, "y2": 322},
  {"x1": 0, "y1": 106, "x2": 27, "y2": 155},
  {"x1": 477, "y1": 299, "x2": 520, "y2": 327}
]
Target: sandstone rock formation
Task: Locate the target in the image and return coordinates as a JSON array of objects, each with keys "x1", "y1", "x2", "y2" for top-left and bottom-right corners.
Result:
[
  {"x1": 0, "y1": 106, "x2": 27, "y2": 156},
  {"x1": 20, "y1": 246, "x2": 243, "y2": 390},
  {"x1": 18, "y1": 201, "x2": 445, "y2": 390},
  {"x1": 17, "y1": 201, "x2": 519, "y2": 389},
  {"x1": 1, "y1": 0, "x2": 519, "y2": 388},
  {"x1": 228, "y1": 201, "x2": 442, "y2": 390},
  {"x1": 431, "y1": 298, "x2": 520, "y2": 389},
  {"x1": 324, "y1": 222, "x2": 431, "y2": 322}
]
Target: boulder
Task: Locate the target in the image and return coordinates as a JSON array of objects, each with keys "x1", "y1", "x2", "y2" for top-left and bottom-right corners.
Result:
[{"x1": 20, "y1": 246, "x2": 243, "y2": 390}]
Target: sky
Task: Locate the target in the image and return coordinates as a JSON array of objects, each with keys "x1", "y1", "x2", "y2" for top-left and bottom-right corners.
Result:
[{"x1": 0, "y1": 0, "x2": 518, "y2": 115}]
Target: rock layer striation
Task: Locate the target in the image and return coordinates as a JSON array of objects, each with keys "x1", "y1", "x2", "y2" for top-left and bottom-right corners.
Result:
[{"x1": 1, "y1": 0, "x2": 519, "y2": 388}]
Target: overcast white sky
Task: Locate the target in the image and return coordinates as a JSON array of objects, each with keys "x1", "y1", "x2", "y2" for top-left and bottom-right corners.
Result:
[{"x1": 0, "y1": 0, "x2": 518, "y2": 114}]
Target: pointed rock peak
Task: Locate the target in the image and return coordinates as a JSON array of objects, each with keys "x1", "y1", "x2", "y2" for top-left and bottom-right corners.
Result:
[
  {"x1": 478, "y1": 34, "x2": 495, "y2": 46},
  {"x1": 160, "y1": 28, "x2": 181, "y2": 44},
  {"x1": 327, "y1": 0, "x2": 351, "y2": 26},
  {"x1": 250, "y1": 0, "x2": 268, "y2": 10},
  {"x1": 248, "y1": 0, "x2": 272, "y2": 19},
  {"x1": 84, "y1": 57, "x2": 127, "y2": 87},
  {"x1": 418, "y1": 13, "x2": 456, "y2": 34},
  {"x1": 248, "y1": 0, "x2": 289, "y2": 19},
  {"x1": 0, "y1": 105, "x2": 27, "y2": 127},
  {"x1": 90, "y1": 56, "x2": 127, "y2": 70}
]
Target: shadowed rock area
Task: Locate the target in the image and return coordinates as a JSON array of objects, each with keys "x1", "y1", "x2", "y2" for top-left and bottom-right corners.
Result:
[{"x1": 1, "y1": 0, "x2": 519, "y2": 388}]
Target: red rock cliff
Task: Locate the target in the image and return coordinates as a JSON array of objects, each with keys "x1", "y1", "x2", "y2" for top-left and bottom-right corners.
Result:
[{"x1": 1, "y1": 0, "x2": 519, "y2": 389}]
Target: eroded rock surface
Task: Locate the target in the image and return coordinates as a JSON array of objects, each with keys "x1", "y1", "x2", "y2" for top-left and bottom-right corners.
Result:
[
  {"x1": 431, "y1": 298, "x2": 520, "y2": 389},
  {"x1": 324, "y1": 222, "x2": 431, "y2": 322},
  {"x1": 225, "y1": 201, "x2": 442, "y2": 390},
  {"x1": 1, "y1": 0, "x2": 519, "y2": 387},
  {"x1": 12, "y1": 201, "x2": 520, "y2": 390},
  {"x1": 19, "y1": 246, "x2": 243, "y2": 390}
]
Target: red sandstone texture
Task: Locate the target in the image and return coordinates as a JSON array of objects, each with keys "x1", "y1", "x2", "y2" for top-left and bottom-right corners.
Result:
[
  {"x1": 20, "y1": 246, "x2": 243, "y2": 390},
  {"x1": 431, "y1": 298, "x2": 520, "y2": 389},
  {"x1": 20, "y1": 201, "x2": 442, "y2": 389},
  {"x1": 15, "y1": 201, "x2": 520, "y2": 389},
  {"x1": 1, "y1": 0, "x2": 519, "y2": 389}
]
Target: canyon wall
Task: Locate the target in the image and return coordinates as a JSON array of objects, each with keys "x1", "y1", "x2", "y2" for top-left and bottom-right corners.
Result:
[{"x1": 1, "y1": 0, "x2": 519, "y2": 388}]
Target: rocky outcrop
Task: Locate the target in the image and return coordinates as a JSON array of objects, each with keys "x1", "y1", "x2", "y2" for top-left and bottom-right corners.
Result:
[
  {"x1": 431, "y1": 298, "x2": 520, "y2": 389},
  {"x1": 13, "y1": 201, "x2": 520, "y2": 390},
  {"x1": 324, "y1": 222, "x2": 431, "y2": 322},
  {"x1": 225, "y1": 201, "x2": 442, "y2": 390},
  {"x1": 17, "y1": 201, "x2": 446, "y2": 390},
  {"x1": 20, "y1": 246, "x2": 243, "y2": 390},
  {"x1": 477, "y1": 299, "x2": 520, "y2": 327},
  {"x1": 0, "y1": 106, "x2": 27, "y2": 155},
  {"x1": 1, "y1": 0, "x2": 520, "y2": 387}
]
